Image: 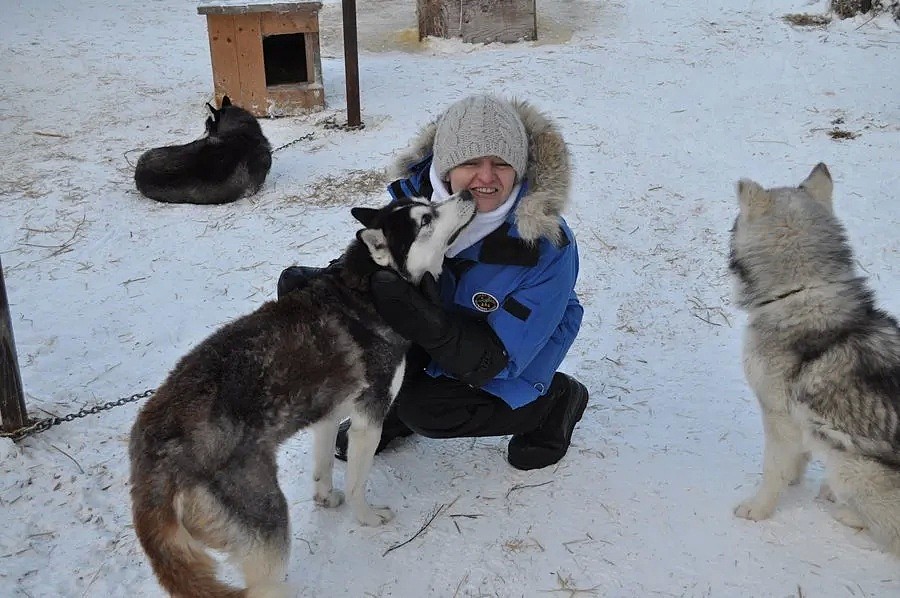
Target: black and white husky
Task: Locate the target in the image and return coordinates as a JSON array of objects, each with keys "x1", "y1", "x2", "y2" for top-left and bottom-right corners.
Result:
[
  {"x1": 129, "y1": 192, "x2": 475, "y2": 597},
  {"x1": 134, "y1": 96, "x2": 272, "y2": 204}
]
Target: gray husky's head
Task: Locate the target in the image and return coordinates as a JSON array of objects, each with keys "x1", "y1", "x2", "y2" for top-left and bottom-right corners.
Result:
[
  {"x1": 352, "y1": 191, "x2": 476, "y2": 283},
  {"x1": 728, "y1": 163, "x2": 857, "y2": 310}
]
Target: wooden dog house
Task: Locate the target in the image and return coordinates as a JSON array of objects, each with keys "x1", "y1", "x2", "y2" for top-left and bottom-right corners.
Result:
[{"x1": 198, "y1": 1, "x2": 325, "y2": 117}]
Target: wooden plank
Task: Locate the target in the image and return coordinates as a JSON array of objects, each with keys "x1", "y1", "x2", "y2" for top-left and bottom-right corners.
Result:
[
  {"x1": 417, "y1": 0, "x2": 459, "y2": 39},
  {"x1": 259, "y1": 10, "x2": 319, "y2": 35},
  {"x1": 198, "y1": 1, "x2": 322, "y2": 16},
  {"x1": 233, "y1": 13, "x2": 268, "y2": 116},
  {"x1": 0, "y1": 256, "x2": 27, "y2": 433},
  {"x1": 206, "y1": 15, "x2": 241, "y2": 106},
  {"x1": 442, "y1": 0, "x2": 463, "y2": 38},
  {"x1": 461, "y1": 0, "x2": 536, "y2": 43},
  {"x1": 266, "y1": 83, "x2": 325, "y2": 116},
  {"x1": 417, "y1": 0, "x2": 536, "y2": 43},
  {"x1": 305, "y1": 31, "x2": 322, "y2": 85}
]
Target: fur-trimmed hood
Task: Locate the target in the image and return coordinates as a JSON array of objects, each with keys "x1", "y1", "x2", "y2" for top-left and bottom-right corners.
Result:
[{"x1": 390, "y1": 99, "x2": 571, "y2": 245}]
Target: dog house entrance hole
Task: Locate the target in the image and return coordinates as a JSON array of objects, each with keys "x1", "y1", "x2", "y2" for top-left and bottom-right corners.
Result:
[{"x1": 263, "y1": 33, "x2": 309, "y2": 86}]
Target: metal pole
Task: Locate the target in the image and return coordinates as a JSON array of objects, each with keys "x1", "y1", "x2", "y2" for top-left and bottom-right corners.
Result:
[
  {"x1": 0, "y1": 255, "x2": 28, "y2": 433},
  {"x1": 342, "y1": 0, "x2": 361, "y2": 127}
]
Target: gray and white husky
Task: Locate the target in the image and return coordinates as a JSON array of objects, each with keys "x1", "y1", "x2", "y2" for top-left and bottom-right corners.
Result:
[
  {"x1": 129, "y1": 192, "x2": 475, "y2": 597},
  {"x1": 729, "y1": 163, "x2": 900, "y2": 556}
]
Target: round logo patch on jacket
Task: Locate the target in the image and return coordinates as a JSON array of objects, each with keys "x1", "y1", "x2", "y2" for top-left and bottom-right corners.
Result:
[{"x1": 472, "y1": 292, "x2": 499, "y2": 312}]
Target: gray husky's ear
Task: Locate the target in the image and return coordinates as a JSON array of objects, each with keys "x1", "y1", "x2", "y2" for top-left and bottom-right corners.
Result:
[
  {"x1": 357, "y1": 229, "x2": 391, "y2": 267},
  {"x1": 800, "y1": 162, "x2": 833, "y2": 208},
  {"x1": 737, "y1": 179, "x2": 773, "y2": 219}
]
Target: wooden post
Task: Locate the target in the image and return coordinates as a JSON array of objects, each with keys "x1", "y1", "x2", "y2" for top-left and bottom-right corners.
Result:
[
  {"x1": 417, "y1": 0, "x2": 449, "y2": 39},
  {"x1": 417, "y1": 0, "x2": 537, "y2": 43},
  {"x1": 342, "y1": 0, "x2": 362, "y2": 127},
  {"x1": 0, "y1": 256, "x2": 28, "y2": 433}
]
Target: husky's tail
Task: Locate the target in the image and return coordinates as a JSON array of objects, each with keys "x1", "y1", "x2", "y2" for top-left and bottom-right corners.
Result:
[
  {"x1": 132, "y1": 485, "x2": 293, "y2": 598},
  {"x1": 132, "y1": 486, "x2": 244, "y2": 597}
]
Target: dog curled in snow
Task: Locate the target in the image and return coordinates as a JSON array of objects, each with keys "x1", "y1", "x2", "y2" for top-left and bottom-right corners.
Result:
[
  {"x1": 730, "y1": 163, "x2": 900, "y2": 556},
  {"x1": 134, "y1": 96, "x2": 272, "y2": 204},
  {"x1": 128, "y1": 192, "x2": 476, "y2": 597}
]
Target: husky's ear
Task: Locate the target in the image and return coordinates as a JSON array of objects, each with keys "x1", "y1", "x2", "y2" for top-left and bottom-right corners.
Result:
[
  {"x1": 357, "y1": 228, "x2": 391, "y2": 267},
  {"x1": 737, "y1": 179, "x2": 773, "y2": 219},
  {"x1": 206, "y1": 102, "x2": 219, "y2": 121},
  {"x1": 221, "y1": 95, "x2": 232, "y2": 108},
  {"x1": 351, "y1": 207, "x2": 379, "y2": 228},
  {"x1": 204, "y1": 116, "x2": 216, "y2": 133},
  {"x1": 800, "y1": 162, "x2": 833, "y2": 208}
]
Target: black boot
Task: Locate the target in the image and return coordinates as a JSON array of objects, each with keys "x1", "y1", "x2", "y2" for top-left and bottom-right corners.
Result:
[
  {"x1": 277, "y1": 265, "x2": 324, "y2": 299},
  {"x1": 334, "y1": 408, "x2": 415, "y2": 461},
  {"x1": 506, "y1": 373, "x2": 588, "y2": 471}
]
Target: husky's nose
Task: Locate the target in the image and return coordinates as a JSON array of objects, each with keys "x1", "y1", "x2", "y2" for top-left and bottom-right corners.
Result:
[{"x1": 458, "y1": 189, "x2": 473, "y2": 202}]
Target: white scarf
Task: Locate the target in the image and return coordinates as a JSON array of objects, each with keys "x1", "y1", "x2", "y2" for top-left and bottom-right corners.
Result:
[{"x1": 429, "y1": 163, "x2": 521, "y2": 258}]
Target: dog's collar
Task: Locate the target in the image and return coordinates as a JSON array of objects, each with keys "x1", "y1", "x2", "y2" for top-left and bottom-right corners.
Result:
[{"x1": 755, "y1": 287, "x2": 805, "y2": 307}]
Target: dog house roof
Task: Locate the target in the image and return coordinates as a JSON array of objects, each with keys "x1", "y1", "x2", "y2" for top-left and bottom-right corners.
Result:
[{"x1": 197, "y1": 1, "x2": 322, "y2": 16}]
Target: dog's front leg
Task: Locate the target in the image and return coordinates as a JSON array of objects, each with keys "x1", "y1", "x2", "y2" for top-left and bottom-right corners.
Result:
[
  {"x1": 735, "y1": 404, "x2": 806, "y2": 521},
  {"x1": 346, "y1": 409, "x2": 395, "y2": 526},
  {"x1": 311, "y1": 418, "x2": 345, "y2": 508}
]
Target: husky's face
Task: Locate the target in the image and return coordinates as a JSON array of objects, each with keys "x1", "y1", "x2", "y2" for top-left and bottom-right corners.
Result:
[
  {"x1": 728, "y1": 162, "x2": 855, "y2": 309},
  {"x1": 353, "y1": 191, "x2": 476, "y2": 283}
]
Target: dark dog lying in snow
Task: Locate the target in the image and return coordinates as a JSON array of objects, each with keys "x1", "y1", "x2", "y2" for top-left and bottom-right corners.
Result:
[{"x1": 134, "y1": 96, "x2": 272, "y2": 205}]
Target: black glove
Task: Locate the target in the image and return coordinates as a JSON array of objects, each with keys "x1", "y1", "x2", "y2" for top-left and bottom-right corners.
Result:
[
  {"x1": 277, "y1": 265, "x2": 323, "y2": 299},
  {"x1": 370, "y1": 270, "x2": 509, "y2": 387},
  {"x1": 277, "y1": 259, "x2": 342, "y2": 299}
]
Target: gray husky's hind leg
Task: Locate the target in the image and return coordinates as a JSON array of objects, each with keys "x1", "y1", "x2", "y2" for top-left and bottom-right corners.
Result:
[
  {"x1": 735, "y1": 405, "x2": 807, "y2": 521},
  {"x1": 311, "y1": 417, "x2": 346, "y2": 508},
  {"x1": 827, "y1": 452, "x2": 900, "y2": 556},
  {"x1": 788, "y1": 451, "x2": 811, "y2": 485}
]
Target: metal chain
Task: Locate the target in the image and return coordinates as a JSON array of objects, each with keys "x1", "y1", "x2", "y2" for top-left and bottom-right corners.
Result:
[
  {"x1": 273, "y1": 132, "x2": 315, "y2": 153},
  {"x1": 272, "y1": 116, "x2": 365, "y2": 153},
  {"x1": 0, "y1": 388, "x2": 155, "y2": 441},
  {"x1": 321, "y1": 116, "x2": 366, "y2": 131}
]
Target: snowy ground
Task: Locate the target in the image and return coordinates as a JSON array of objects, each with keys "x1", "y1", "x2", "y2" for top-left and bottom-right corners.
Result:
[{"x1": 1, "y1": 0, "x2": 898, "y2": 596}]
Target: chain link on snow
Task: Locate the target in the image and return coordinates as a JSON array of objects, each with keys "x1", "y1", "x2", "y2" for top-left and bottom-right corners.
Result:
[
  {"x1": 272, "y1": 117, "x2": 365, "y2": 153},
  {"x1": 272, "y1": 132, "x2": 315, "y2": 153},
  {"x1": 0, "y1": 388, "x2": 155, "y2": 441},
  {"x1": 321, "y1": 116, "x2": 365, "y2": 132}
]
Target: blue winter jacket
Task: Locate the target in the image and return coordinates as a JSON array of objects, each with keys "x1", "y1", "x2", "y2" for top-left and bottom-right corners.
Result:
[{"x1": 388, "y1": 146, "x2": 583, "y2": 408}]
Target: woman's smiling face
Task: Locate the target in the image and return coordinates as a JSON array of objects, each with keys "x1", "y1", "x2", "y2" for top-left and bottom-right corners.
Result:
[{"x1": 447, "y1": 156, "x2": 517, "y2": 213}]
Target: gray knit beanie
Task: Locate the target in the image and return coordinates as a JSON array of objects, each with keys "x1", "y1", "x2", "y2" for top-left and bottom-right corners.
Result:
[{"x1": 432, "y1": 95, "x2": 529, "y2": 181}]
